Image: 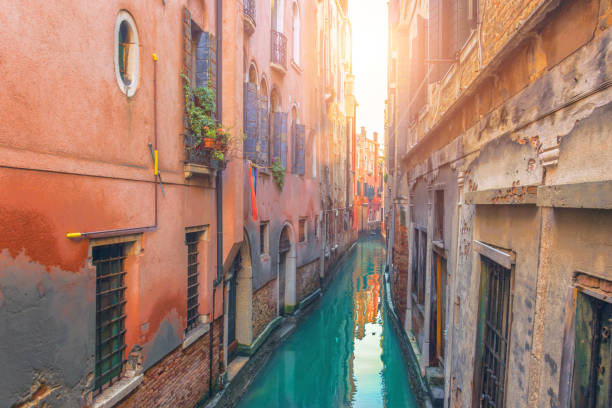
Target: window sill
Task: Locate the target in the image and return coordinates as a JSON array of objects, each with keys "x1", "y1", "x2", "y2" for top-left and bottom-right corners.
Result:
[
  {"x1": 182, "y1": 322, "x2": 211, "y2": 350},
  {"x1": 93, "y1": 375, "x2": 143, "y2": 408}
]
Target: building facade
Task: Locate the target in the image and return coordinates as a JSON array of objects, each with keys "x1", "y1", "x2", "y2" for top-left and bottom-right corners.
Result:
[
  {"x1": 0, "y1": 1, "x2": 354, "y2": 407},
  {"x1": 386, "y1": 0, "x2": 612, "y2": 407},
  {"x1": 354, "y1": 128, "x2": 383, "y2": 233},
  {"x1": 234, "y1": 0, "x2": 356, "y2": 362}
]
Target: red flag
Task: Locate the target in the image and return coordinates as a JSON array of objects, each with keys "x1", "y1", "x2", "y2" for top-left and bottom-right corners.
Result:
[{"x1": 250, "y1": 164, "x2": 258, "y2": 221}]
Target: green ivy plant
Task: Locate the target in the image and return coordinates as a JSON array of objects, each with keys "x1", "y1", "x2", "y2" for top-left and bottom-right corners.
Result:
[{"x1": 270, "y1": 157, "x2": 285, "y2": 191}]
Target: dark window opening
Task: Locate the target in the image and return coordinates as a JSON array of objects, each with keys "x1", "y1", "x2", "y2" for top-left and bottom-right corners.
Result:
[
  {"x1": 94, "y1": 243, "x2": 128, "y2": 394},
  {"x1": 299, "y1": 218, "x2": 307, "y2": 242},
  {"x1": 260, "y1": 222, "x2": 269, "y2": 254},
  {"x1": 434, "y1": 190, "x2": 444, "y2": 242}
]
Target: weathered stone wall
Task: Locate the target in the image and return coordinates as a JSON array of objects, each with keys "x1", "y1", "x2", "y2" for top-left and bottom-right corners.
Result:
[
  {"x1": 296, "y1": 260, "x2": 319, "y2": 302},
  {"x1": 252, "y1": 279, "x2": 278, "y2": 339},
  {"x1": 119, "y1": 318, "x2": 223, "y2": 408},
  {"x1": 388, "y1": 0, "x2": 612, "y2": 406},
  {"x1": 392, "y1": 203, "x2": 409, "y2": 326}
]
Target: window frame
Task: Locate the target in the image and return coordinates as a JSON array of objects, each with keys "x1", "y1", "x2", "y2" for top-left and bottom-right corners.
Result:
[
  {"x1": 185, "y1": 228, "x2": 207, "y2": 334},
  {"x1": 260, "y1": 221, "x2": 270, "y2": 255},
  {"x1": 472, "y1": 242, "x2": 515, "y2": 408},
  {"x1": 298, "y1": 217, "x2": 307, "y2": 243},
  {"x1": 114, "y1": 11, "x2": 140, "y2": 97}
]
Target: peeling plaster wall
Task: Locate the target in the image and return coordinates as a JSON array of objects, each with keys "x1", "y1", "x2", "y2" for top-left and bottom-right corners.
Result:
[{"x1": 0, "y1": 252, "x2": 94, "y2": 407}]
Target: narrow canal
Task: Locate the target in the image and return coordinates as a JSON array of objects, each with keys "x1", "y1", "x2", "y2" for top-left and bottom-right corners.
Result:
[{"x1": 236, "y1": 237, "x2": 419, "y2": 408}]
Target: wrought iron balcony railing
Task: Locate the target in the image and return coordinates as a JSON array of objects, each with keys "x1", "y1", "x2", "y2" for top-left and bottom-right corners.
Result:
[
  {"x1": 271, "y1": 30, "x2": 287, "y2": 71},
  {"x1": 244, "y1": 0, "x2": 256, "y2": 35},
  {"x1": 244, "y1": 0, "x2": 256, "y2": 24}
]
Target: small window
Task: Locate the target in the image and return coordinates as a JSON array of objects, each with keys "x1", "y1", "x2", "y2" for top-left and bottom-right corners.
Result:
[
  {"x1": 314, "y1": 215, "x2": 319, "y2": 239},
  {"x1": 186, "y1": 230, "x2": 204, "y2": 333},
  {"x1": 93, "y1": 243, "x2": 128, "y2": 394},
  {"x1": 260, "y1": 221, "x2": 269, "y2": 254},
  {"x1": 299, "y1": 218, "x2": 307, "y2": 242},
  {"x1": 114, "y1": 11, "x2": 139, "y2": 96}
]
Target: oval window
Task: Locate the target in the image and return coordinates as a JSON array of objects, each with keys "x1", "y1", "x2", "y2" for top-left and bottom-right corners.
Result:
[{"x1": 114, "y1": 11, "x2": 139, "y2": 96}]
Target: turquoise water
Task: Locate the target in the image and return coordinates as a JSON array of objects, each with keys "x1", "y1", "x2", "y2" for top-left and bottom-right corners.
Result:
[{"x1": 236, "y1": 238, "x2": 419, "y2": 408}]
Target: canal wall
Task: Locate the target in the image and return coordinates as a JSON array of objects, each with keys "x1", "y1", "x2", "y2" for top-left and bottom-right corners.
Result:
[
  {"x1": 210, "y1": 241, "x2": 357, "y2": 407},
  {"x1": 384, "y1": 265, "x2": 434, "y2": 408}
]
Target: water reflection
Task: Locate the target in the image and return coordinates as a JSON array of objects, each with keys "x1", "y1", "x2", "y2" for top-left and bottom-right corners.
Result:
[{"x1": 236, "y1": 238, "x2": 418, "y2": 408}]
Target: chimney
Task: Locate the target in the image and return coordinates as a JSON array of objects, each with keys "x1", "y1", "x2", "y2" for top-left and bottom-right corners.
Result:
[
  {"x1": 360, "y1": 126, "x2": 366, "y2": 137},
  {"x1": 373, "y1": 132, "x2": 378, "y2": 143}
]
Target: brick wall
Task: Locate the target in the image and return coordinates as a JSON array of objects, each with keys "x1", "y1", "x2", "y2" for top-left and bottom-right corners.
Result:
[
  {"x1": 392, "y1": 208, "x2": 409, "y2": 326},
  {"x1": 296, "y1": 260, "x2": 320, "y2": 302},
  {"x1": 118, "y1": 318, "x2": 223, "y2": 408},
  {"x1": 252, "y1": 279, "x2": 277, "y2": 339}
]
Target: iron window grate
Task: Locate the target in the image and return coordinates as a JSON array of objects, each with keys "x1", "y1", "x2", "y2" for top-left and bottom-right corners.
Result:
[
  {"x1": 186, "y1": 232, "x2": 201, "y2": 332},
  {"x1": 479, "y1": 256, "x2": 512, "y2": 408},
  {"x1": 93, "y1": 243, "x2": 127, "y2": 394}
]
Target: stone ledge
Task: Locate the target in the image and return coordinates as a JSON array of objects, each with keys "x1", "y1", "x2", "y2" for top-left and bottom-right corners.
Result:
[
  {"x1": 237, "y1": 316, "x2": 282, "y2": 356},
  {"x1": 537, "y1": 181, "x2": 612, "y2": 209},
  {"x1": 182, "y1": 322, "x2": 211, "y2": 350},
  {"x1": 465, "y1": 185, "x2": 538, "y2": 205},
  {"x1": 298, "y1": 288, "x2": 322, "y2": 310},
  {"x1": 93, "y1": 375, "x2": 143, "y2": 408}
]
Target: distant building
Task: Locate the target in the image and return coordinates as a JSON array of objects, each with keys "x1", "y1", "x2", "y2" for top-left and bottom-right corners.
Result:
[{"x1": 355, "y1": 128, "x2": 383, "y2": 232}]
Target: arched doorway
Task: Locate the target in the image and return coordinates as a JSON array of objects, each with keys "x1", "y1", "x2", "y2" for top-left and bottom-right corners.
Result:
[
  {"x1": 233, "y1": 233, "x2": 253, "y2": 349},
  {"x1": 278, "y1": 223, "x2": 296, "y2": 315}
]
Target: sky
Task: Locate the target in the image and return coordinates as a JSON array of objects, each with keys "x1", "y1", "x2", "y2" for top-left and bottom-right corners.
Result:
[{"x1": 350, "y1": 0, "x2": 388, "y2": 143}]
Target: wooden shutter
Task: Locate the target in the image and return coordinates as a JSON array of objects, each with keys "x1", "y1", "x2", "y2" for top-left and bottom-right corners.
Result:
[
  {"x1": 196, "y1": 31, "x2": 216, "y2": 90},
  {"x1": 280, "y1": 113, "x2": 288, "y2": 169},
  {"x1": 273, "y1": 112, "x2": 282, "y2": 163},
  {"x1": 244, "y1": 83, "x2": 259, "y2": 161},
  {"x1": 258, "y1": 96, "x2": 269, "y2": 165},
  {"x1": 295, "y1": 124, "x2": 305, "y2": 175}
]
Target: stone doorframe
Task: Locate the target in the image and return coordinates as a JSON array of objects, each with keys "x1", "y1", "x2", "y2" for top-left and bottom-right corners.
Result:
[{"x1": 278, "y1": 222, "x2": 297, "y2": 314}]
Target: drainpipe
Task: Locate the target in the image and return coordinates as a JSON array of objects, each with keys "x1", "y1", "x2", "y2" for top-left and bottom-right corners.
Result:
[{"x1": 210, "y1": 0, "x2": 223, "y2": 396}]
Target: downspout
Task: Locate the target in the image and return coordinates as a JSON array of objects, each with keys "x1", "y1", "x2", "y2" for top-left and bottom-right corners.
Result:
[
  {"x1": 65, "y1": 54, "x2": 161, "y2": 240},
  {"x1": 210, "y1": 0, "x2": 223, "y2": 395}
]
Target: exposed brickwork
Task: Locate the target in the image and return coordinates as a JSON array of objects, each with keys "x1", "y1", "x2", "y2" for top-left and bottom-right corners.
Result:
[
  {"x1": 392, "y1": 208, "x2": 409, "y2": 326},
  {"x1": 252, "y1": 279, "x2": 277, "y2": 339},
  {"x1": 118, "y1": 318, "x2": 223, "y2": 408},
  {"x1": 296, "y1": 260, "x2": 320, "y2": 302}
]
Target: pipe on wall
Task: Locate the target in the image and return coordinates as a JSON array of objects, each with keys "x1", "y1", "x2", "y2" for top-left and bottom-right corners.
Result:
[{"x1": 210, "y1": 0, "x2": 223, "y2": 395}]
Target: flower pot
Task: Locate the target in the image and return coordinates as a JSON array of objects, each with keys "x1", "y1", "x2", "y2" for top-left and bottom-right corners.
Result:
[{"x1": 203, "y1": 138, "x2": 215, "y2": 149}]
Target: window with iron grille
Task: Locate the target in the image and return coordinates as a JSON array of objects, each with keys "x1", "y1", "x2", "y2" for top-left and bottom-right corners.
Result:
[
  {"x1": 186, "y1": 231, "x2": 202, "y2": 332},
  {"x1": 93, "y1": 243, "x2": 128, "y2": 394},
  {"x1": 314, "y1": 216, "x2": 319, "y2": 239},
  {"x1": 260, "y1": 221, "x2": 269, "y2": 254},
  {"x1": 299, "y1": 218, "x2": 307, "y2": 242},
  {"x1": 571, "y1": 290, "x2": 612, "y2": 407},
  {"x1": 475, "y1": 256, "x2": 512, "y2": 408}
]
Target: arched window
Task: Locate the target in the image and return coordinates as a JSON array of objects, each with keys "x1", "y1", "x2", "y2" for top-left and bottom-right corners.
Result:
[
  {"x1": 292, "y1": 2, "x2": 300, "y2": 66},
  {"x1": 114, "y1": 11, "x2": 139, "y2": 96}
]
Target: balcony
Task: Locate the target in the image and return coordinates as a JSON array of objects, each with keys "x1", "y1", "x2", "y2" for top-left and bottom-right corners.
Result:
[
  {"x1": 271, "y1": 30, "x2": 287, "y2": 73},
  {"x1": 244, "y1": 0, "x2": 256, "y2": 36},
  {"x1": 183, "y1": 132, "x2": 219, "y2": 179}
]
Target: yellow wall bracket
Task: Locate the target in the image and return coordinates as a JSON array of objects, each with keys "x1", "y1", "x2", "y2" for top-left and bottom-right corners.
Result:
[
  {"x1": 154, "y1": 150, "x2": 159, "y2": 176},
  {"x1": 66, "y1": 232, "x2": 83, "y2": 239}
]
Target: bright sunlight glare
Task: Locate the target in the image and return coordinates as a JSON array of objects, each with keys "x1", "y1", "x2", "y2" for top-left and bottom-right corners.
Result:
[{"x1": 350, "y1": 0, "x2": 388, "y2": 144}]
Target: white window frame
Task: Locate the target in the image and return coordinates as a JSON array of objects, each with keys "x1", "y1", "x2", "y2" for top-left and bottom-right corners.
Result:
[{"x1": 114, "y1": 10, "x2": 140, "y2": 97}]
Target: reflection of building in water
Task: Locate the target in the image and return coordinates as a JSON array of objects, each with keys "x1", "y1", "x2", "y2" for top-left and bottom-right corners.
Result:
[{"x1": 353, "y1": 255, "x2": 382, "y2": 340}]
